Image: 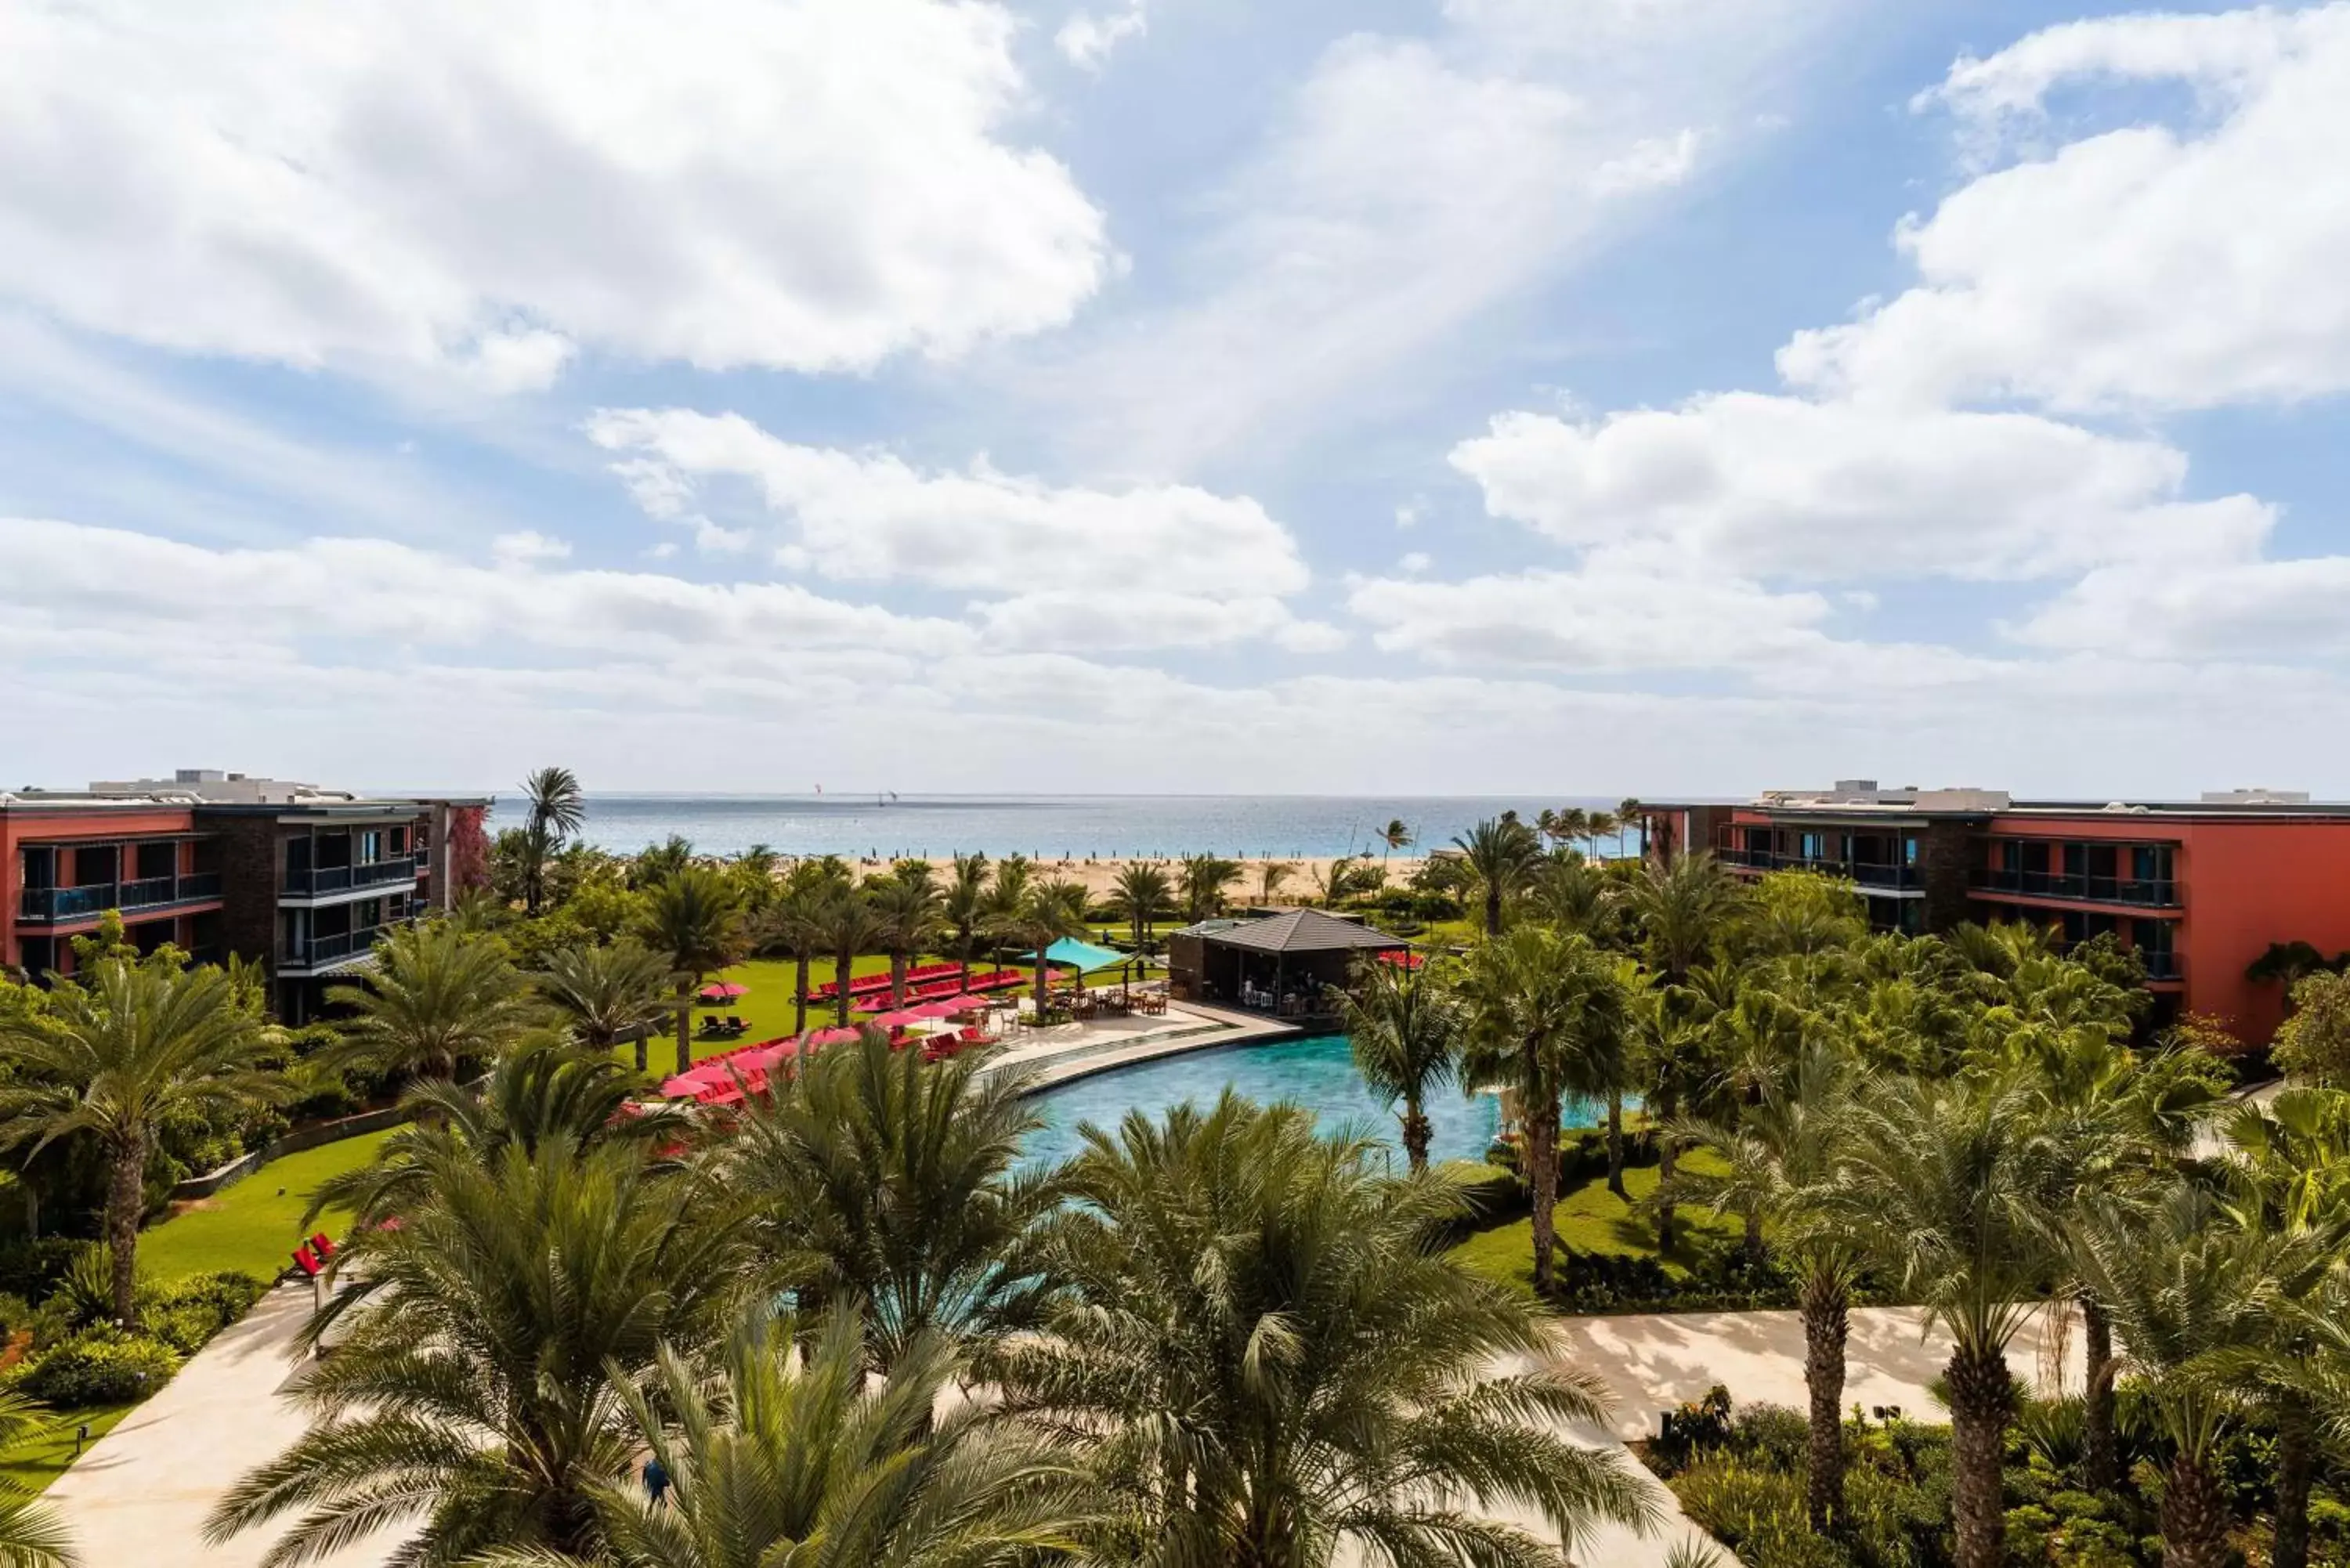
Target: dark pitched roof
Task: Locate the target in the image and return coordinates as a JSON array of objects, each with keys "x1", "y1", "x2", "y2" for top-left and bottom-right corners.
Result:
[{"x1": 1204, "y1": 909, "x2": 1407, "y2": 955}]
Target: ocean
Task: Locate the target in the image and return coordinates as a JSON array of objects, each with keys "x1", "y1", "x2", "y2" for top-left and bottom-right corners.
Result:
[{"x1": 479, "y1": 794, "x2": 1643, "y2": 862}]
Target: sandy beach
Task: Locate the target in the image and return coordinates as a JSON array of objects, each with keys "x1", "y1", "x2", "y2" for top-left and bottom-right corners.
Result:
[{"x1": 855, "y1": 853, "x2": 1436, "y2": 901}]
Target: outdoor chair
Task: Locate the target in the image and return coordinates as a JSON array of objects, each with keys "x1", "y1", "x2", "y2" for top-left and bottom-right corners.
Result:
[
  {"x1": 309, "y1": 1232, "x2": 336, "y2": 1259},
  {"x1": 290, "y1": 1244, "x2": 323, "y2": 1280}
]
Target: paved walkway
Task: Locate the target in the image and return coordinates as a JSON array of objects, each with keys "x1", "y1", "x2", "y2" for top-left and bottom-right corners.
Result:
[
  {"x1": 49, "y1": 1284, "x2": 2081, "y2": 1568},
  {"x1": 982, "y1": 999, "x2": 1297, "y2": 1093},
  {"x1": 46, "y1": 1284, "x2": 402, "y2": 1568}
]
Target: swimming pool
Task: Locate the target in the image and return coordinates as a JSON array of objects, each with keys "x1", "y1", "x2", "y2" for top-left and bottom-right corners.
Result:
[{"x1": 1021, "y1": 1035, "x2": 1618, "y2": 1172}]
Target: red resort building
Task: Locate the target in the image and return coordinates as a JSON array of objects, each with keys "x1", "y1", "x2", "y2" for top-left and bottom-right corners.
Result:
[
  {"x1": 3, "y1": 770, "x2": 490, "y2": 1022},
  {"x1": 1643, "y1": 782, "x2": 2350, "y2": 1045}
]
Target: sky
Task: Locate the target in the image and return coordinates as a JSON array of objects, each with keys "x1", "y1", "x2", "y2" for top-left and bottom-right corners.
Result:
[{"x1": 4, "y1": 0, "x2": 2348, "y2": 799}]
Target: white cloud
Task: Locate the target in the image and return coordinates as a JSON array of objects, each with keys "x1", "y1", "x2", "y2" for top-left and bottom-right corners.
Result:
[
  {"x1": 1449, "y1": 395, "x2": 2272, "y2": 580},
  {"x1": 1057, "y1": 2, "x2": 1147, "y2": 70},
  {"x1": 1780, "y1": 4, "x2": 2350, "y2": 412},
  {"x1": 585, "y1": 407, "x2": 1332, "y2": 652},
  {"x1": 1398, "y1": 552, "x2": 1432, "y2": 574},
  {"x1": 0, "y1": 1, "x2": 1110, "y2": 385},
  {"x1": 490, "y1": 530, "x2": 572, "y2": 566},
  {"x1": 1018, "y1": 0, "x2": 1849, "y2": 467},
  {"x1": 2019, "y1": 557, "x2": 2350, "y2": 660},
  {"x1": 1347, "y1": 558, "x2": 1832, "y2": 670}
]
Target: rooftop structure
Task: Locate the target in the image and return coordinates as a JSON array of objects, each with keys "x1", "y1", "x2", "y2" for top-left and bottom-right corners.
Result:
[
  {"x1": 1640, "y1": 783, "x2": 2350, "y2": 1045},
  {"x1": 1168, "y1": 909, "x2": 1408, "y2": 1024}
]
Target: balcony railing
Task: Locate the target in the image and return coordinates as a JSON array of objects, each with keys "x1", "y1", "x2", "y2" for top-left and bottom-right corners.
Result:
[
  {"x1": 279, "y1": 927, "x2": 390, "y2": 968},
  {"x1": 1719, "y1": 847, "x2": 1922, "y2": 890},
  {"x1": 1970, "y1": 868, "x2": 2179, "y2": 909},
  {"x1": 281, "y1": 858, "x2": 418, "y2": 897},
  {"x1": 17, "y1": 871, "x2": 225, "y2": 922}
]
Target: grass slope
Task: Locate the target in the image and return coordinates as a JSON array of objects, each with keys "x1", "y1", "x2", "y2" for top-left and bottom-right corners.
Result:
[
  {"x1": 0, "y1": 1404, "x2": 132, "y2": 1496},
  {"x1": 136, "y1": 1129, "x2": 396, "y2": 1286},
  {"x1": 1445, "y1": 1150, "x2": 1744, "y2": 1302}
]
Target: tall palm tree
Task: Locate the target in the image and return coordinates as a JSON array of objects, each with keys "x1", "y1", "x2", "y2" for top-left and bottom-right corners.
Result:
[
  {"x1": 867, "y1": 871, "x2": 944, "y2": 1007},
  {"x1": 1379, "y1": 818, "x2": 1413, "y2": 876},
  {"x1": 1108, "y1": 862, "x2": 1170, "y2": 948},
  {"x1": 519, "y1": 765, "x2": 586, "y2": 916},
  {"x1": 640, "y1": 867, "x2": 745, "y2": 1076},
  {"x1": 761, "y1": 870, "x2": 839, "y2": 1034},
  {"x1": 208, "y1": 1142, "x2": 738, "y2": 1567},
  {"x1": 304, "y1": 1035, "x2": 692, "y2": 1232},
  {"x1": 0, "y1": 958, "x2": 283, "y2": 1326},
  {"x1": 1537, "y1": 807, "x2": 1588, "y2": 854},
  {"x1": 1582, "y1": 810, "x2": 1620, "y2": 862},
  {"x1": 1825, "y1": 1073, "x2": 2063, "y2": 1568},
  {"x1": 483, "y1": 1308, "x2": 1089, "y2": 1568},
  {"x1": 1617, "y1": 797, "x2": 1645, "y2": 859},
  {"x1": 2217, "y1": 1087, "x2": 2350, "y2": 1568},
  {"x1": 818, "y1": 887, "x2": 884, "y2": 1028},
  {"x1": 1453, "y1": 815, "x2": 1542, "y2": 937},
  {"x1": 719, "y1": 1029, "x2": 1062, "y2": 1368},
  {"x1": 0, "y1": 1390, "x2": 76, "y2": 1566},
  {"x1": 2010, "y1": 1028, "x2": 2219, "y2": 1494},
  {"x1": 2072, "y1": 1183, "x2": 2339, "y2": 1568},
  {"x1": 993, "y1": 1096, "x2": 1658, "y2": 1566},
  {"x1": 1340, "y1": 954, "x2": 1458, "y2": 1173},
  {"x1": 533, "y1": 938, "x2": 676, "y2": 1075},
  {"x1": 1672, "y1": 1039, "x2": 1865, "y2": 1528},
  {"x1": 322, "y1": 919, "x2": 541, "y2": 1085},
  {"x1": 1628, "y1": 975, "x2": 1723, "y2": 1253},
  {"x1": 1177, "y1": 854, "x2": 1242, "y2": 923},
  {"x1": 940, "y1": 852, "x2": 994, "y2": 988},
  {"x1": 1454, "y1": 925, "x2": 1629, "y2": 1292},
  {"x1": 998, "y1": 881, "x2": 1090, "y2": 1012},
  {"x1": 1256, "y1": 860, "x2": 1296, "y2": 905}
]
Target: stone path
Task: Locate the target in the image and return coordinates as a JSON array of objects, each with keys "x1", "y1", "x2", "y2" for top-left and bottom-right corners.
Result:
[{"x1": 45, "y1": 1283, "x2": 401, "y2": 1568}]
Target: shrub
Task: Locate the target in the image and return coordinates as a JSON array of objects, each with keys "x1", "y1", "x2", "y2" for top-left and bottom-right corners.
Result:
[
  {"x1": 14, "y1": 1324, "x2": 182, "y2": 1407},
  {"x1": 1673, "y1": 1456, "x2": 1849, "y2": 1568},
  {"x1": 1731, "y1": 1404, "x2": 1812, "y2": 1473},
  {"x1": 0, "y1": 1239, "x2": 82, "y2": 1302}
]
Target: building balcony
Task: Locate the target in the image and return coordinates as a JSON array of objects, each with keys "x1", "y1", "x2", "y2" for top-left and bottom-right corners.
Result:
[
  {"x1": 1969, "y1": 868, "x2": 2180, "y2": 910},
  {"x1": 277, "y1": 926, "x2": 389, "y2": 972},
  {"x1": 17, "y1": 872, "x2": 224, "y2": 923},
  {"x1": 280, "y1": 858, "x2": 418, "y2": 898},
  {"x1": 1719, "y1": 847, "x2": 1922, "y2": 891}
]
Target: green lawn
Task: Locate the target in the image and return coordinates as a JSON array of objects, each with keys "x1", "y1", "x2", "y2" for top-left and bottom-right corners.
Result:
[
  {"x1": 136, "y1": 1129, "x2": 397, "y2": 1286},
  {"x1": 1445, "y1": 1151, "x2": 1745, "y2": 1302},
  {"x1": 0, "y1": 1404, "x2": 133, "y2": 1495}
]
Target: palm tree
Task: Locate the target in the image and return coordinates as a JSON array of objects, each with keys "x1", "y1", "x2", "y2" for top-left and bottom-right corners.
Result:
[
  {"x1": 304, "y1": 1035, "x2": 693, "y2": 1232},
  {"x1": 1825, "y1": 1073, "x2": 2064, "y2": 1568},
  {"x1": 0, "y1": 958, "x2": 282, "y2": 1326},
  {"x1": 1627, "y1": 975, "x2": 1723, "y2": 1253},
  {"x1": 940, "y1": 852, "x2": 993, "y2": 988},
  {"x1": 1340, "y1": 955, "x2": 1458, "y2": 1173},
  {"x1": 2072, "y1": 1183, "x2": 2338, "y2": 1568},
  {"x1": 2217, "y1": 1087, "x2": 2350, "y2": 1568},
  {"x1": 1537, "y1": 807, "x2": 1588, "y2": 853},
  {"x1": 322, "y1": 920, "x2": 541, "y2": 1085},
  {"x1": 998, "y1": 881, "x2": 1090, "y2": 1012},
  {"x1": 640, "y1": 866, "x2": 745, "y2": 1076},
  {"x1": 1454, "y1": 925, "x2": 1630, "y2": 1292},
  {"x1": 0, "y1": 1390, "x2": 76, "y2": 1566},
  {"x1": 720, "y1": 1029, "x2": 1061, "y2": 1367},
  {"x1": 1256, "y1": 860, "x2": 1296, "y2": 905},
  {"x1": 1177, "y1": 854, "x2": 1242, "y2": 923},
  {"x1": 867, "y1": 871, "x2": 944, "y2": 1007},
  {"x1": 1617, "y1": 797, "x2": 1645, "y2": 859},
  {"x1": 1582, "y1": 810, "x2": 1620, "y2": 862},
  {"x1": 1108, "y1": 862, "x2": 1170, "y2": 948},
  {"x1": 818, "y1": 887, "x2": 884, "y2": 1028},
  {"x1": 761, "y1": 870, "x2": 838, "y2": 1034},
  {"x1": 1379, "y1": 818, "x2": 1414, "y2": 878},
  {"x1": 208, "y1": 1142, "x2": 738, "y2": 1567},
  {"x1": 1672, "y1": 1039, "x2": 1865, "y2": 1528},
  {"x1": 533, "y1": 939, "x2": 676, "y2": 1075},
  {"x1": 483, "y1": 1308, "x2": 1088, "y2": 1568},
  {"x1": 993, "y1": 1096, "x2": 1658, "y2": 1565},
  {"x1": 519, "y1": 765, "x2": 586, "y2": 915},
  {"x1": 1453, "y1": 815, "x2": 1542, "y2": 936},
  {"x1": 1628, "y1": 852, "x2": 1744, "y2": 985}
]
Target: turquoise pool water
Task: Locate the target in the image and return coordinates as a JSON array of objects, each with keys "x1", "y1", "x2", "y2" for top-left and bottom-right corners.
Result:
[{"x1": 1022, "y1": 1035, "x2": 1617, "y2": 1172}]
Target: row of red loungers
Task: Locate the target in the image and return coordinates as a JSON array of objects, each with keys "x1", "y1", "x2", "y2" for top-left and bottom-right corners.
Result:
[
  {"x1": 667, "y1": 1023, "x2": 999, "y2": 1107},
  {"x1": 809, "y1": 961, "x2": 962, "y2": 1002}
]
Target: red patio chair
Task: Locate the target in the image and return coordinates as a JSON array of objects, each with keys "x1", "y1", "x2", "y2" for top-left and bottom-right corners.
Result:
[
  {"x1": 290, "y1": 1244, "x2": 323, "y2": 1279},
  {"x1": 309, "y1": 1232, "x2": 336, "y2": 1259}
]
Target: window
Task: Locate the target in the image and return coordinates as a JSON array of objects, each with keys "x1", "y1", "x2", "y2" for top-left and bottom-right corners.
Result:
[
  {"x1": 72, "y1": 844, "x2": 118, "y2": 886},
  {"x1": 359, "y1": 829, "x2": 382, "y2": 865}
]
